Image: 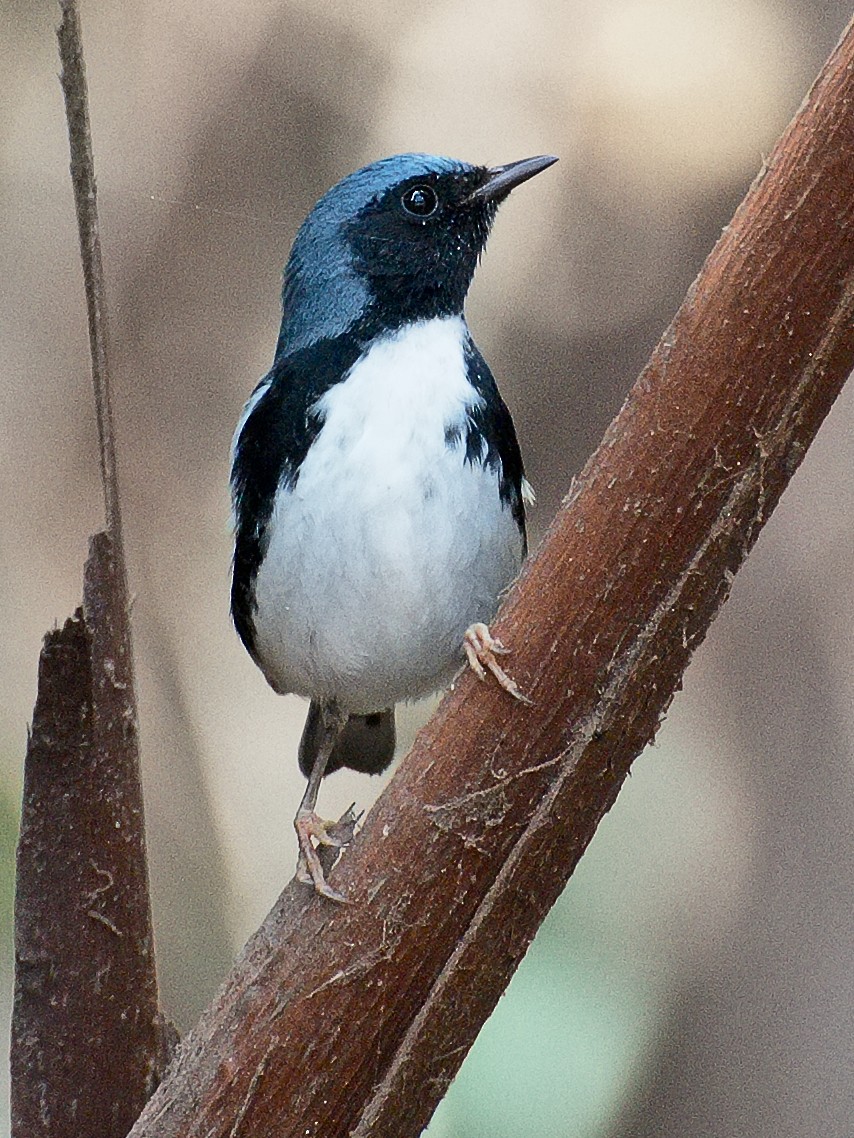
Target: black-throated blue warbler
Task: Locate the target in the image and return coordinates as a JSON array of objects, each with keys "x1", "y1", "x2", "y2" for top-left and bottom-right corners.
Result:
[{"x1": 230, "y1": 152, "x2": 557, "y2": 900}]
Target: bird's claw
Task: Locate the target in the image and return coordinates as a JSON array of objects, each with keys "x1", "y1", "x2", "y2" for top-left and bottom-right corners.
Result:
[
  {"x1": 294, "y1": 807, "x2": 357, "y2": 904},
  {"x1": 463, "y1": 622, "x2": 532, "y2": 705},
  {"x1": 295, "y1": 854, "x2": 349, "y2": 903}
]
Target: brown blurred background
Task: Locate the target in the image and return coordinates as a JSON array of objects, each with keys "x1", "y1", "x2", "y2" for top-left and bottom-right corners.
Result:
[{"x1": 2, "y1": 1, "x2": 852, "y2": 1134}]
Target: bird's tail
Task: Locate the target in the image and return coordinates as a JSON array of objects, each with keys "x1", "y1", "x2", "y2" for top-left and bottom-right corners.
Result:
[{"x1": 298, "y1": 701, "x2": 396, "y2": 778}]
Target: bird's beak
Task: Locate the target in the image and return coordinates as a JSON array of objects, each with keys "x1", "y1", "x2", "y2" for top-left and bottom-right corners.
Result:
[{"x1": 465, "y1": 154, "x2": 558, "y2": 203}]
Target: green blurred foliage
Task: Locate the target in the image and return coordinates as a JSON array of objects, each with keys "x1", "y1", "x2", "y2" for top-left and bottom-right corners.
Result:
[{"x1": 0, "y1": 772, "x2": 18, "y2": 960}]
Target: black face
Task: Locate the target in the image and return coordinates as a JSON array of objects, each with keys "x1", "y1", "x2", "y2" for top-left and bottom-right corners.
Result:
[{"x1": 344, "y1": 167, "x2": 499, "y2": 325}]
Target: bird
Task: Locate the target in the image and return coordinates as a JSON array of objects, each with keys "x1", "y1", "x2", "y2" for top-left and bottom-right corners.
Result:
[{"x1": 230, "y1": 151, "x2": 557, "y2": 901}]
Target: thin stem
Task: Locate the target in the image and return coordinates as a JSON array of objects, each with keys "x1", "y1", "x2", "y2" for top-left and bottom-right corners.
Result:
[{"x1": 57, "y1": 0, "x2": 124, "y2": 558}]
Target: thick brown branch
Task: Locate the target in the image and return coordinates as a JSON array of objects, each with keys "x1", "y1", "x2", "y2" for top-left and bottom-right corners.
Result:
[
  {"x1": 11, "y1": 536, "x2": 171, "y2": 1138},
  {"x1": 131, "y1": 17, "x2": 854, "y2": 1138}
]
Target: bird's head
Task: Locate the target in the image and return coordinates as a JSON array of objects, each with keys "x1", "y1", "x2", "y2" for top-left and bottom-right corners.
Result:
[{"x1": 275, "y1": 153, "x2": 557, "y2": 358}]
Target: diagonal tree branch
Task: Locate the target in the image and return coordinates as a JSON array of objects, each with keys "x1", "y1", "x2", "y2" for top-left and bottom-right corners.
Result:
[
  {"x1": 127, "y1": 14, "x2": 854, "y2": 1136},
  {"x1": 129, "y1": 16, "x2": 854, "y2": 1138}
]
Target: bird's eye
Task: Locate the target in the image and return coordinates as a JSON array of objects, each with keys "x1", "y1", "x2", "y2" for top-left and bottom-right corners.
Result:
[{"x1": 401, "y1": 185, "x2": 439, "y2": 217}]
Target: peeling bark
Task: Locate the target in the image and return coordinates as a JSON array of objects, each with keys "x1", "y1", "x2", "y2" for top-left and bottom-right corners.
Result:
[{"x1": 11, "y1": 535, "x2": 171, "y2": 1138}]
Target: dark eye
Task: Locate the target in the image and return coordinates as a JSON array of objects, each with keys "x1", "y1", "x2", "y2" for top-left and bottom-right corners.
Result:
[{"x1": 401, "y1": 185, "x2": 438, "y2": 217}]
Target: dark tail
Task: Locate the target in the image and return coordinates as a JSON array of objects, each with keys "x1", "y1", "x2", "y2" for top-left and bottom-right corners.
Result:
[{"x1": 298, "y1": 702, "x2": 396, "y2": 778}]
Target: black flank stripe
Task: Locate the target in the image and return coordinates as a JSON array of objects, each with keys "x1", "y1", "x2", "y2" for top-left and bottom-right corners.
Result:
[
  {"x1": 459, "y1": 334, "x2": 527, "y2": 554},
  {"x1": 230, "y1": 331, "x2": 366, "y2": 656}
]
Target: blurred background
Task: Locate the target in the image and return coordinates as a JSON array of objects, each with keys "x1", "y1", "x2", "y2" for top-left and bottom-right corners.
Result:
[{"x1": 2, "y1": 0, "x2": 853, "y2": 1134}]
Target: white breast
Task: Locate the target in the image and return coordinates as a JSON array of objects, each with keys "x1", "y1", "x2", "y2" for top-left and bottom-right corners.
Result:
[{"x1": 251, "y1": 316, "x2": 523, "y2": 712}]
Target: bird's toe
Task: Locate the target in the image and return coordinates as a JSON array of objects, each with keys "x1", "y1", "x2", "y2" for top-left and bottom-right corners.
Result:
[{"x1": 463, "y1": 622, "x2": 532, "y2": 705}]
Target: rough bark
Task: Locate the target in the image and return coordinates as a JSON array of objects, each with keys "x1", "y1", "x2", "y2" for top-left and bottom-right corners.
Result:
[{"x1": 11, "y1": 535, "x2": 171, "y2": 1137}]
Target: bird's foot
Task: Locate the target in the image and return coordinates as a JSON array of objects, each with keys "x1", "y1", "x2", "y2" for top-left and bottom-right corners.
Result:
[
  {"x1": 294, "y1": 806, "x2": 357, "y2": 904},
  {"x1": 463, "y1": 622, "x2": 532, "y2": 705}
]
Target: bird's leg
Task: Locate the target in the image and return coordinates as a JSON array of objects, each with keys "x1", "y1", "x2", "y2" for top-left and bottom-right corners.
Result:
[
  {"x1": 463, "y1": 622, "x2": 532, "y2": 705},
  {"x1": 294, "y1": 699, "x2": 351, "y2": 903}
]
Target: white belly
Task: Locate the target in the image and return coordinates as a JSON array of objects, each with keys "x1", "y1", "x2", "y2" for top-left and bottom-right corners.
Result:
[{"x1": 250, "y1": 317, "x2": 523, "y2": 712}]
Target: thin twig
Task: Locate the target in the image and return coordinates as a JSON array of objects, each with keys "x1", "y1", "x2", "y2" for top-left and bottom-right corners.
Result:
[
  {"x1": 57, "y1": 0, "x2": 124, "y2": 556},
  {"x1": 10, "y1": 7, "x2": 167, "y2": 1137}
]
